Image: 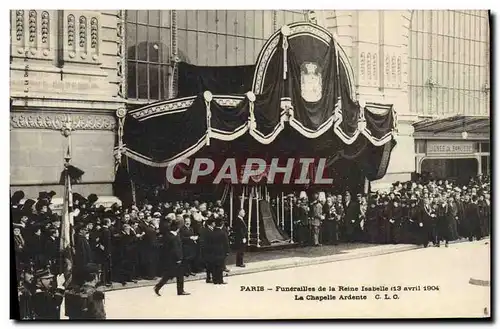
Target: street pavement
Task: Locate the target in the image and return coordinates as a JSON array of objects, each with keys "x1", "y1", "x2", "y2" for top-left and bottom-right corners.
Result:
[
  {"x1": 101, "y1": 239, "x2": 490, "y2": 319},
  {"x1": 106, "y1": 242, "x2": 420, "y2": 292}
]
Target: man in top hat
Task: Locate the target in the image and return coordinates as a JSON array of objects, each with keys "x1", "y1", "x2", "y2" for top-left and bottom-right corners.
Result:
[
  {"x1": 343, "y1": 191, "x2": 360, "y2": 243},
  {"x1": 154, "y1": 220, "x2": 190, "y2": 296},
  {"x1": 388, "y1": 197, "x2": 403, "y2": 244},
  {"x1": 418, "y1": 197, "x2": 436, "y2": 247},
  {"x1": 365, "y1": 197, "x2": 379, "y2": 243},
  {"x1": 232, "y1": 208, "x2": 248, "y2": 267},
  {"x1": 43, "y1": 228, "x2": 60, "y2": 276},
  {"x1": 205, "y1": 217, "x2": 230, "y2": 285},
  {"x1": 405, "y1": 196, "x2": 420, "y2": 244},
  {"x1": 463, "y1": 195, "x2": 480, "y2": 241},
  {"x1": 295, "y1": 194, "x2": 310, "y2": 246},
  {"x1": 95, "y1": 218, "x2": 112, "y2": 287},
  {"x1": 87, "y1": 194, "x2": 99, "y2": 209},
  {"x1": 477, "y1": 194, "x2": 490, "y2": 238},
  {"x1": 377, "y1": 197, "x2": 391, "y2": 244},
  {"x1": 179, "y1": 215, "x2": 199, "y2": 276},
  {"x1": 26, "y1": 222, "x2": 46, "y2": 270},
  {"x1": 115, "y1": 223, "x2": 138, "y2": 285},
  {"x1": 74, "y1": 227, "x2": 94, "y2": 287},
  {"x1": 446, "y1": 195, "x2": 459, "y2": 241},
  {"x1": 322, "y1": 197, "x2": 338, "y2": 245},
  {"x1": 31, "y1": 268, "x2": 66, "y2": 320},
  {"x1": 199, "y1": 217, "x2": 215, "y2": 283},
  {"x1": 141, "y1": 213, "x2": 159, "y2": 280}
]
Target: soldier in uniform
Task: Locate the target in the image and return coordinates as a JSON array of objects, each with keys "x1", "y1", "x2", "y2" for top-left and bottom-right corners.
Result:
[
  {"x1": 31, "y1": 269, "x2": 66, "y2": 320},
  {"x1": 310, "y1": 192, "x2": 324, "y2": 246}
]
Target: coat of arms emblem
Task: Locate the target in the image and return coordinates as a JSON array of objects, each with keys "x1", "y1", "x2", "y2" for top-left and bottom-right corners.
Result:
[{"x1": 300, "y1": 62, "x2": 322, "y2": 102}]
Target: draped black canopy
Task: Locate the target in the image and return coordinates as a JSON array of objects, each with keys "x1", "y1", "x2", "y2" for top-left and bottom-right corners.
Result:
[{"x1": 116, "y1": 22, "x2": 398, "y2": 194}]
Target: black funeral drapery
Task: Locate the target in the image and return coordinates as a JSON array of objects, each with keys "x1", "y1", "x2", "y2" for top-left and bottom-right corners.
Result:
[
  {"x1": 364, "y1": 104, "x2": 394, "y2": 140},
  {"x1": 287, "y1": 36, "x2": 340, "y2": 130},
  {"x1": 253, "y1": 36, "x2": 286, "y2": 138},
  {"x1": 177, "y1": 62, "x2": 255, "y2": 97},
  {"x1": 337, "y1": 65, "x2": 360, "y2": 137},
  {"x1": 123, "y1": 95, "x2": 207, "y2": 164},
  {"x1": 121, "y1": 22, "x2": 398, "y2": 185},
  {"x1": 210, "y1": 97, "x2": 249, "y2": 134}
]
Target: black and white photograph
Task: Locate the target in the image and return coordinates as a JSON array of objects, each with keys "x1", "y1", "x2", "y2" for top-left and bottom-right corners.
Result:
[{"x1": 8, "y1": 8, "x2": 491, "y2": 320}]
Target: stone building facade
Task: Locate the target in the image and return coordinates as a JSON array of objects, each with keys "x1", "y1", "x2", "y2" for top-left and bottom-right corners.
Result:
[{"x1": 10, "y1": 10, "x2": 490, "y2": 197}]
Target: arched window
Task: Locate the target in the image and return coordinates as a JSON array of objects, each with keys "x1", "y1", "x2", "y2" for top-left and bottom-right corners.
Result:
[
  {"x1": 125, "y1": 10, "x2": 307, "y2": 102},
  {"x1": 409, "y1": 10, "x2": 489, "y2": 116}
]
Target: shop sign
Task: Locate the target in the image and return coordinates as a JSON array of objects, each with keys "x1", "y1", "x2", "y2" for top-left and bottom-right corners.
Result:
[{"x1": 426, "y1": 141, "x2": 475, "y2": 154}]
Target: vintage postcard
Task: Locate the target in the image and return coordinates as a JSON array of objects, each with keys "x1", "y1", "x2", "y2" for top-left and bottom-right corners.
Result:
[{"x1": 10, "y1": 9, "x2": 491, "y2": 320}]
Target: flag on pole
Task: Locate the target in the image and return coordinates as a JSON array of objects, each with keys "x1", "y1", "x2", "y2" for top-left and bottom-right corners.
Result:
[{"x1": 60, "y1": 145, "x2": 74, "y2": 287}]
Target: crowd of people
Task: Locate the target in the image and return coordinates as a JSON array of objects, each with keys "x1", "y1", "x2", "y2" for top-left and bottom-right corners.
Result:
[
  {"x1": 286, "y1": 174, "x2": 490, "y2": 248},
  {"x1": 12, "y1": 174, "x2": 490, "y2": 319}
]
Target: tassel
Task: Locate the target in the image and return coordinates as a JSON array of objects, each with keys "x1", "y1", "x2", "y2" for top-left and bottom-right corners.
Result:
[
  {"x1": 281, "y1": 25, "x2": 291, "y2": 80},
  {"x1": 247, "y1": 91, "x2": 256, "y2": 131},
  {"x1": 392, "y1": 106, "x2": 399, "y2": 136},
  {"x1": 115, "y1": 107, "x2": 127, "y2": 173},
  {"x1": 204, "y1": 91, "x2": 213, "y2": 146},
  {"x1": 357, "y1": 101, "x2": 367, "y2": 131}
]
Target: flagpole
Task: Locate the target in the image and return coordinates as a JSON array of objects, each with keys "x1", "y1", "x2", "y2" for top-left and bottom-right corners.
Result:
[{"x1": 60, "y1": 116, "x2": 74, "y2": 289}]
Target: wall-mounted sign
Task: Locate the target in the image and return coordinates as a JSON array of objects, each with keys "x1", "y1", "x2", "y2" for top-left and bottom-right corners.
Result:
[{"x1": 426, "y1": 141, "x2": 475, "y2": 154}]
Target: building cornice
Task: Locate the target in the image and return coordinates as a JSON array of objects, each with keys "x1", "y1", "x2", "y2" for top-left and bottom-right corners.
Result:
[{"x1": 10, "y1": 110, "x2": 117, "y2": 131}]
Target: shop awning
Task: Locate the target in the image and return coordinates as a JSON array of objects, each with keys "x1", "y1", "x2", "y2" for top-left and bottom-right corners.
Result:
[{"x1": 413, "y1": 115, "x2": 490, "y2": 140}]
